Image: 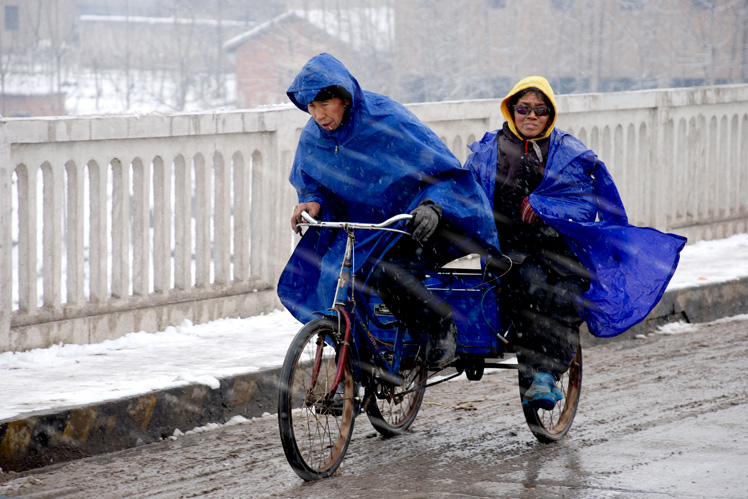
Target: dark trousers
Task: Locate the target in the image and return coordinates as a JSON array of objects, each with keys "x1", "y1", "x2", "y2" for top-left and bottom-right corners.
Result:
[
  {"x1": 501, "y1": 260, "x2": 589, "y2": 379},
  {"x1": 368, "y1": 233, "x2": 459, "y2": 342}
]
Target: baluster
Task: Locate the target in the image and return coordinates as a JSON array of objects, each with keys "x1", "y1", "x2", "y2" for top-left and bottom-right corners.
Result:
[
  {"x1": 152, "y1": 156, "x2": 171, "y2": 294},
  {"x1": 42, "y1": 162, "x2": 62, "y2": 309},
  {"x1": 88, "y1": 160, "x2": 108, "y2": 302},
  {"x1": 194, "y1": 153, "x2": 210, "y2": 288},
  {"x1": 213, "y1": 152, "x2": 230, "y2": 285}
]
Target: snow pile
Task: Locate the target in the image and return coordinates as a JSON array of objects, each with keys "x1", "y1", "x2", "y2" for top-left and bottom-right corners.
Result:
[{"x1": 0, "y1": 310, "x2": 300, "y2": 421}]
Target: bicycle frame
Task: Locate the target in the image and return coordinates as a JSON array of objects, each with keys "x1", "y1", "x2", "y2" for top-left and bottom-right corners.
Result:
[
  {"x1": 279, "y1": 213, "x2": 583, "y2": 481},
  {"x1": 297, "y1": 212, "x2": 511, "y2": 400}
]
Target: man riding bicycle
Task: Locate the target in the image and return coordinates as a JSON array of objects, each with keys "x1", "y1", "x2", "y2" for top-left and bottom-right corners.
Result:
[{"x1": 278, "y1": 53, "x2": 499, "y2": 368}]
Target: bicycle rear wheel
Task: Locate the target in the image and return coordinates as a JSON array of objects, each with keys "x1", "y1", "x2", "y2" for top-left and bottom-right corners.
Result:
[
  {"x1": 278, "y1": 318, "x2": 356, "y2": 481},
  {"x1": 365, "y1": 360, "x2": 427, "y2": 437},
  {"x1": 519, "y1": 347, "x2": 582, "y2": 442}
]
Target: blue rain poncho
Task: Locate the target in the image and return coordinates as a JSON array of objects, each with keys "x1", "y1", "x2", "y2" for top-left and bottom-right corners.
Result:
[
  {"x1": 466, "y1": 127, "x2": 687, "y2": 338},
  {"x1": 278, "y1": 53, "x2": 499, "y2": 324}
]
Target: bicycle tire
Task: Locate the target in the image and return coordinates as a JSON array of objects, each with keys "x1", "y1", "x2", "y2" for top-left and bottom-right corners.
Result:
[
  {"x1": 519, "y1": 347, "x2": 582, "y2": 443},
  {"x1": 365, "y1": 360, "x2": 427, "y2": 437},
  {"x1": 278, "y1": 318, "x2": 356, "y2": 481}
]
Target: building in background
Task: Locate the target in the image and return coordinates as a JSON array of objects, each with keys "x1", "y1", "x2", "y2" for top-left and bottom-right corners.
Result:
[
  {"x1": 1, "y1": 92, "x2": 65, "y2": 117},
  {"x1": 224, "y1": 8, "x2": 393, "y2": 109},
  {"x1": 389, "y1": 0, "x2": 748, "y2": 101},
  {"x1": 1, "y1": 0, "x2": 285, "y2": 115},
  {"x1": 0, "y1": 0, "x2": 73, "y2": 56},
  {"x1": 225, "y1": 0, "x2": 748, "y2": 108},
  {"x1": 78, "y1": 15, "x2": 250, "y2": 72},
  {"x1": 2, "y1": 0, "x2": 748, "y2": 115},
  {"x1": 1, "y1": 0, "x2": 73, "y2": 115}
]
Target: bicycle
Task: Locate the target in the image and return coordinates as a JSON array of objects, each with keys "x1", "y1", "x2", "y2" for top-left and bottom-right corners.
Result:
[{"x1": 277, "y1": 212, "x2": 582, "y2": 481}]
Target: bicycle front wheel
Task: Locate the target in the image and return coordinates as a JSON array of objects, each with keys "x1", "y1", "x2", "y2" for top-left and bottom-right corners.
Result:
[
  {"x1": 519, "y1": 347, "x2": 582, "y2": 443},
  {"x1": 278, "y1": 318, "x2": 356, "y2": 481}
]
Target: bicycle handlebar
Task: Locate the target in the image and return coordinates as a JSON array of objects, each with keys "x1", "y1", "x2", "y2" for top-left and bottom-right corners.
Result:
[{"x1": 299, "y1": 211, "x2": 413, "y2": 231}]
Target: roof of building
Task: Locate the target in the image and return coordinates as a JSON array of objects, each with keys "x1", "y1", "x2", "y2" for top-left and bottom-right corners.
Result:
[{"x1": 223, "y1": 8, "x2": 394, "y2": 53}]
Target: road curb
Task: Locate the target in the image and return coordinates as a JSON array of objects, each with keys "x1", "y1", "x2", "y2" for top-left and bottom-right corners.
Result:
[
  {"x1": 1, "y1": 367, "x2": 282, "y2": 473},
  {"x1": 2, "y1": 277, "x2": 747, "y2": 473},
  {"x1": 582, "y1": 277, "x2": 748, "y2": 346}
]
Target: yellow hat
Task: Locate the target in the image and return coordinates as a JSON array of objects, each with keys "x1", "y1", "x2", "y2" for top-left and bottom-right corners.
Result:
[{"x1": 500, "y1": 76, "x2": 557, "y2": 141}]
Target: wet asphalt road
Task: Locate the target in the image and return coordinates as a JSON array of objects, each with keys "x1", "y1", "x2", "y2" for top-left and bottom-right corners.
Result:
[{"x1": 2, "y1": 316, "x2": 747, "y2": 498}]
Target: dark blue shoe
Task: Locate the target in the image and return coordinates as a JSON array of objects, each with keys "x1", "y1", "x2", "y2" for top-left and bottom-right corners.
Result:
[{"x1": 522, "y1": 372, "x2": 563, "y2": 410}]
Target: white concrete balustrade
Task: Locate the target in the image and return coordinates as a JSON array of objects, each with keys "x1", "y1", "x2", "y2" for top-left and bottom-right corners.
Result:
[{"x1": 1, "y1": 84, "x2": 748, "y2": 352}]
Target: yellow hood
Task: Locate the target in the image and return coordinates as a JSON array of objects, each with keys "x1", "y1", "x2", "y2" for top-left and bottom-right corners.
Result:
[{"x1": 500, "y1": 76, "x2": 557, "y2": 141}]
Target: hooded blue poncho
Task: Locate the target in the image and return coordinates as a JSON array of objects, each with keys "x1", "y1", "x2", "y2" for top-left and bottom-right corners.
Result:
[
  {"x1": 466, "y1": 127, "x2": 687, "y2": 338},
  {"x1": 278, "y1": 53, "x2": 499, "y2": 324}
]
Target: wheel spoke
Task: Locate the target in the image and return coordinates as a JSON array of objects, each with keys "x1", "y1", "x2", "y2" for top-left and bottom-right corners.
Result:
[
  {"x1": 278, "y1": 319, "x2": 356, "y2": 480},
  {"x1": 366, "y1": 361, "x2": 426, "y2": 436}
]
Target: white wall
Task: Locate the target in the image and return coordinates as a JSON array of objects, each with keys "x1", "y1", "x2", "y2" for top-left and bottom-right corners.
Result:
[{"x1": 2, "y1": 84, "x2": 747, "y2": 352}]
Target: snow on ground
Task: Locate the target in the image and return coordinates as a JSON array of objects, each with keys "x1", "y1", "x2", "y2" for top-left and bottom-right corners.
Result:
[
  {"x1": 1, "y1": 233, "x2": 747, "y2": 422},
  {"x1": 0, "y1": 311, "x2": 300, "y2": 421},
  {"x1": 666, "y1": 233, "x2": 748, "y2": 290}
]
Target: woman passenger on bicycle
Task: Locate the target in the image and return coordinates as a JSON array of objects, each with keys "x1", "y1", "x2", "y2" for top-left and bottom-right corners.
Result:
[
  {"x1": 464, "y1": 76, "x2": 686, "y2": 410},
  {"x1": 278, "y1": 53, "x2": 499, "y2": 368}
]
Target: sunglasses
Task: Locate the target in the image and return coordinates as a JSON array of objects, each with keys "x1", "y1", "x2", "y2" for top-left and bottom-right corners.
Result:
[{"x1": 514, "y1": 104, "x2": 551, "y2": 116}]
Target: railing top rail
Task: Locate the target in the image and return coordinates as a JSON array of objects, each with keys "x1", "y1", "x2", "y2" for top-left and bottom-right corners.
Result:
[{"x1": 2, "y1": 84, "x2": 747, "y2": 146}]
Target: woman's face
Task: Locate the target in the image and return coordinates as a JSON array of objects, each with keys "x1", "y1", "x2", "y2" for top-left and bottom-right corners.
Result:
[{"x1": 513, "y1": 92, "x2": 550, "y2": 139}]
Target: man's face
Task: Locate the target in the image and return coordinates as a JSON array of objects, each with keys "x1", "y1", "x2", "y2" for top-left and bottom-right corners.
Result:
[{"x1": 308, "y1": 97, "x2": 348, "y2": 131}]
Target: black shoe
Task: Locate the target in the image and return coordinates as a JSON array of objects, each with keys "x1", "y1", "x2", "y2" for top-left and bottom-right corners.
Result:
[
  {"x1": 328, "y1": 391, "x2": 345, "y2": 416},
  {"x1": 426, "y1": 321, "x2": 457, "y2": 368}
]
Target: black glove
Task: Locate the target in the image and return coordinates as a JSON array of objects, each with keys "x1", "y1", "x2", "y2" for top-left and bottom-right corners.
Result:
[{"x1": 408, "y1": 199, "x2": 442, "y2": 244}]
